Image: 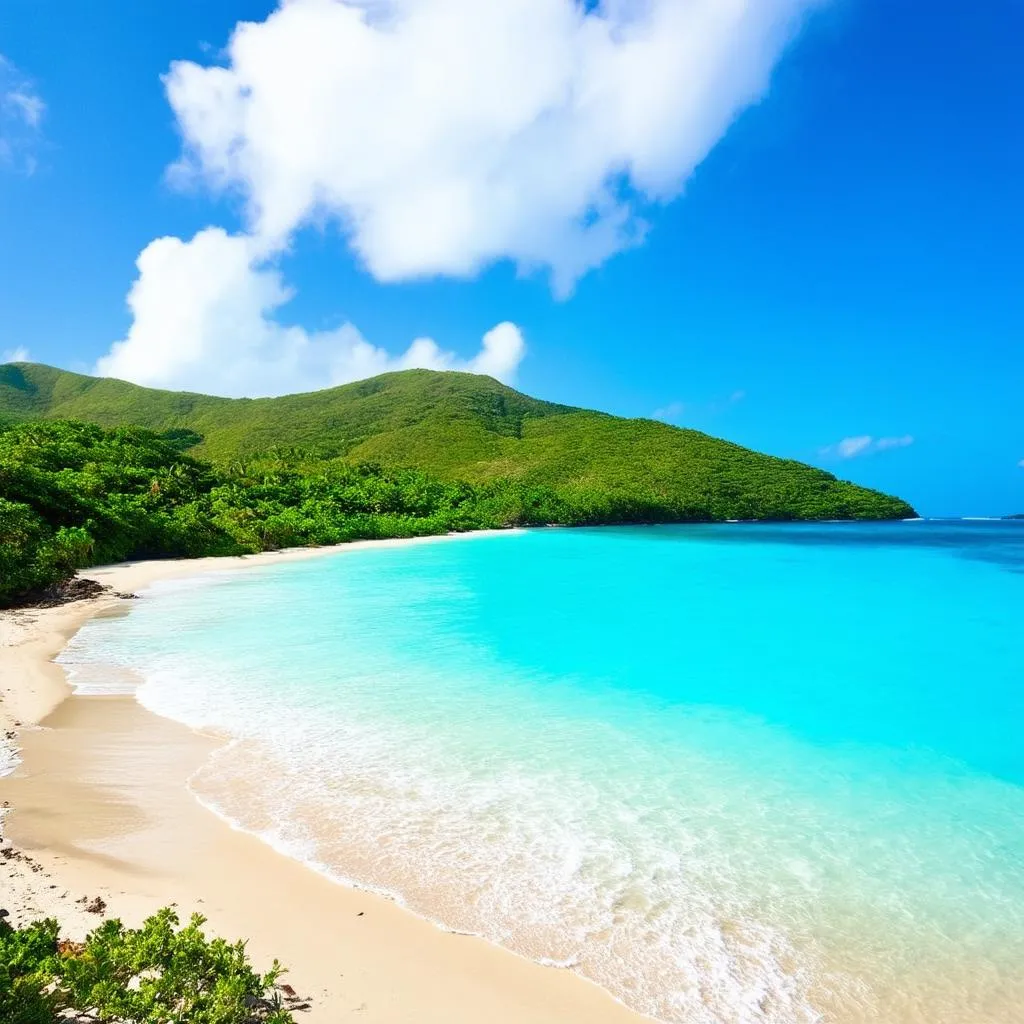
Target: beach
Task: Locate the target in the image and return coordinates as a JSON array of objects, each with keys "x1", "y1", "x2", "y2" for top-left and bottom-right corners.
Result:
[{"x1": 0, "y1": 540, "x2": 648, "y2": 1024}]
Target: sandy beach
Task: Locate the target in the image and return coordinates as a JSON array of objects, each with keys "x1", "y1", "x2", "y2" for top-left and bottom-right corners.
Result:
[{"x1": 0, "y1": 539, "x2": 649, "y2": 1024}]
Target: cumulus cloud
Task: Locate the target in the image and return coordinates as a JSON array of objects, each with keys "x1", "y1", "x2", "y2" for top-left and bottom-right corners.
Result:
[
  {"x1": 0, "y1": 55, "x2": 45, "y2": 174},
  {"x1": 96, "y1": 228, "x2": 524, "y2": 397},
  {"x1": 2, "y1": 346, "x2": 30, "y2": 363},
  {"x1": 820, "y1": 435, "x2": 914, "y2": 460},
  {"x1": 99, "y1": 0, "x2": 824, "y2": 395},
  {"x1": 165, "y1": 0, "x2": 823, "y2": 293}
]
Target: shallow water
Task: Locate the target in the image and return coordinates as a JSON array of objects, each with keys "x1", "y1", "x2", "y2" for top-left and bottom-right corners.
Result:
[{"x1": 61, "y1": 523, "x2": 1024, "y2": 1023}]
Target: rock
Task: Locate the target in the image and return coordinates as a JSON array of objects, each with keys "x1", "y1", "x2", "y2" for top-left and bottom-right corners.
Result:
[{"x1": 33, "y1": 576, "x2": 110, "y2": 608}]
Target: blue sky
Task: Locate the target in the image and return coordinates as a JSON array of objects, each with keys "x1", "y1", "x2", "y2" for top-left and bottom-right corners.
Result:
[{"x1": 1, "y1": 0, "x2": 1021, "y2": 516}]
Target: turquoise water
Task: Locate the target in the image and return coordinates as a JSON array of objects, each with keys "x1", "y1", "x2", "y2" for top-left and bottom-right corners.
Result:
[{"x1": 62, "y1": 523, "x2": 1024, "y2": 1023}]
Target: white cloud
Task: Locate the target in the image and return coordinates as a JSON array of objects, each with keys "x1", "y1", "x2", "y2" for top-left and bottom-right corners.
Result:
[
  {"x1": 96, "y1": 228, "x2": 525, "y2": 397},
  {"x1": 165, "y1": 0, "x2": 823, "y2": 293},
  {"x1": 100, "y1": 0, "x2": 824, "y2": 396},
  {"x1": 464, "y1": 321, "x2": 525, "y2": 380},
  {"x1": 821, "y1": 434, "x2": 914, "y2": 460},
  {"x1": 0, "y1": 55, "x2": 44, "y2": 174},
  {"x1": 874, "y1": 434, "x2": 914, "y2": 452},
  {"x1": 2, "y1": 346, "x2": 30, "y2": 363},
  {"x1": 836, "y1": 435, "x2": 873, "y2": 459}
]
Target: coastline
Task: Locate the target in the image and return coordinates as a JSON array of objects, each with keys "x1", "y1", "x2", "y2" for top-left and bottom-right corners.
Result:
[{"x1": 0, "y1": 534, "x2": 650, "y2": 1024}]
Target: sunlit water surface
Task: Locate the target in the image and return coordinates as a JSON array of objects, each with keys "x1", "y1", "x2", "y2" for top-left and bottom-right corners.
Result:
[{"x1": 62, "y1": 523, "x2": 1024, "y2": 1023}]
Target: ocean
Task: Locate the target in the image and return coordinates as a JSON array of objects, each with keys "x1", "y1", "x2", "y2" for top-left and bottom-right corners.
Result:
[{"x1": 60, "y1": 522, "x2": 1024, "y2": 1023}]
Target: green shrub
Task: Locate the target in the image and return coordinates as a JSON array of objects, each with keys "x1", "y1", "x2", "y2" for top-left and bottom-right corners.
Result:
[
  {"x1": 0, "y1": 908, "x2": 293, "y2": 1023},
  {"x1": 0, "y1": 917, "x2": 61, "y2": 1024}
]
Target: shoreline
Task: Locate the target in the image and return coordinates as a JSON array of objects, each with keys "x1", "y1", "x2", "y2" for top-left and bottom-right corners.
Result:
[
  {"x1": 1, "y1": 532, "x2": 518, "y2": 760},
  {"x1": 0, "y1": 534, "x2": 651, "y2": 1024}
]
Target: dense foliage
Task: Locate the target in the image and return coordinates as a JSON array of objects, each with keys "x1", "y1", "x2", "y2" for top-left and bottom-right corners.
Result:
[
  {"x1": 0, "y1": 908, "x2": 291, "y2": 1023},
  {"x1": 0, "y1": 362, "x2": 915, "y2": 520},
  {"x1": 0, "y1": 415, "x2": 915, "y2": 606},
  {"x1": 0, "y1": 419, "x2": 564, "y2": 605}
]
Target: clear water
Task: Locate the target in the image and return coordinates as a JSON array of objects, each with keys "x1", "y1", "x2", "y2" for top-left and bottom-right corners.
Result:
[{"x1": 61, "y1": 523, "x2": 1024, "y2": 1023}]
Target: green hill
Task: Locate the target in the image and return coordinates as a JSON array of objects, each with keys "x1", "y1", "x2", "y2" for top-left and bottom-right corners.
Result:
[{"x1": 0, "y1": 361, "x2": 915, "y2": 520}]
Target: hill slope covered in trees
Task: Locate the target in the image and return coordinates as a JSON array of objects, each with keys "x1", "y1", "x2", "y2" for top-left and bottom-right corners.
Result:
[
  {"x1": 0, "y1": 362, "x2": 914, "y2": 523},
  {"x1": 0, "y1": 419, "x2": 589, "y2": 605}
]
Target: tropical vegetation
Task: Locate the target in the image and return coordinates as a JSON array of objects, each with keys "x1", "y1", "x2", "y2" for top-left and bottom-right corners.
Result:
[
  {"x1": 0, "y1": 363, "x2": 916, "y2": 507},
  {"x1": 0, "y1": 418, "x2": 560, "y2": 605},
  {"x1": 0, "y1": 907, "x2": 292, "y2": 1024},
  {"x1": 0, "y1": 408, "x2": 915, "y2": 606},
  {"x1": 0, "y1": 363, "x2": 918, "y2": 605}
]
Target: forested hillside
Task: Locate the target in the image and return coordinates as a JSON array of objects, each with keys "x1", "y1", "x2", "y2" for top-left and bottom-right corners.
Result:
[
  {"x1": 0, "y1": 362, "x2": 915, "y2": 526},
  {"x1": 0, "y1": 409, "x2": 915, "y2": 605}
]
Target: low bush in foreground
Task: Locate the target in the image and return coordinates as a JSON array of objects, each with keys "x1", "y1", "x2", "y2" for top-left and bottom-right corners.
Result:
[{"x1": 0, "y1": 907, "x2": 293, "y2": 1024}]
